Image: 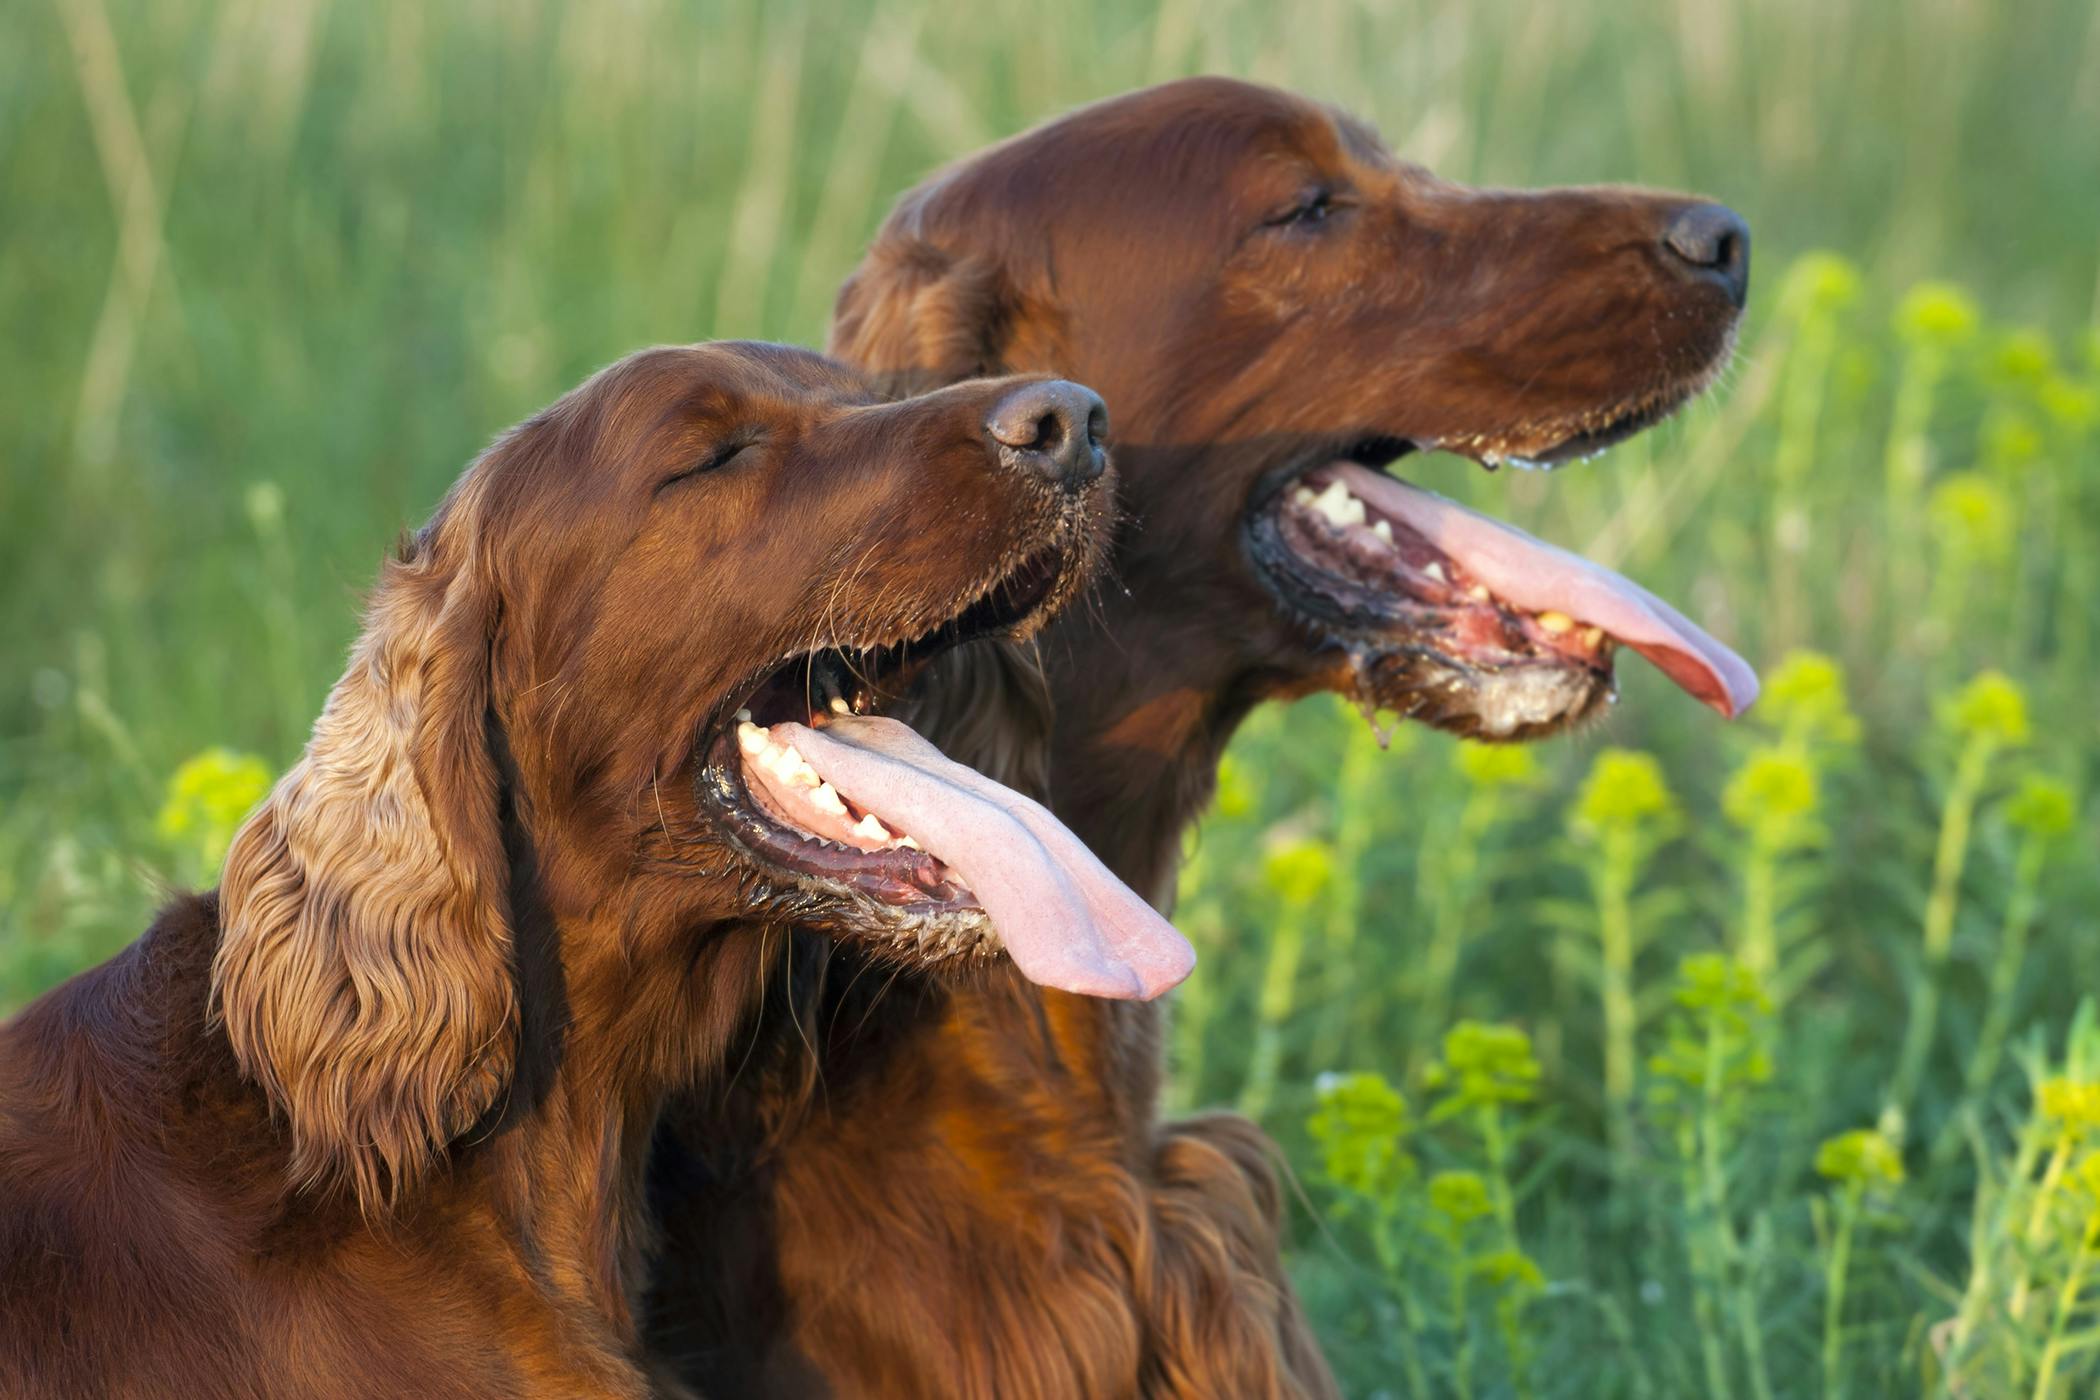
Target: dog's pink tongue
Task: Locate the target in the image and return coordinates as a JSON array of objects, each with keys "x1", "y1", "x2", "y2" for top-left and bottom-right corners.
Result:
[
  {"x1": 1328, "y1": 463, "x2": 1760, "y2": 717},
  {"x1": 774, "y1": 716, "x2": 1195, "y2": 1001}
]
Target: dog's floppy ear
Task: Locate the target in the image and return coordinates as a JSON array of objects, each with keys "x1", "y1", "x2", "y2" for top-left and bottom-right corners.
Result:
[
  {"x1": 829, "y1": 238, "x2": 1013, "y2": 392},
  {"x1": 215, "y1": 484, "x2": 514, "y2": 1213}
]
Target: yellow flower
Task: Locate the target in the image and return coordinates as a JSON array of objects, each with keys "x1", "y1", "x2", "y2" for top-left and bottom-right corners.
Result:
[
  {"x1": 1456, "y1": 739, "x2": 1542, "y2": 790},
  {"x1": 1429, "y1": 1021, "x2": 1541, "y2": 1111},
  {"x1": 1941, "y1": 671, "x2": 2030, "y2": 746},
  {"x1": 1470, "y1": 1247, "x2": 1546, "y2": 1292},
  {"x1": 1759, "y1": 650, "x2": 1860, "y2": 748},
  {"x1": 1992, "y1": 328, "x2": 2056, "y2": 386},
  {"x1": 1893, "y1": 282, "x2": 1979, "y2": 350},
  {"x1": 2038, "y1": 1077, "x2": 2100, "y2": 1137},
  {"x1": 1723, "y1": 747, "x2": 1820, "y2": 833},
  {"x1": 1815, "y1": 1128, "x2": 1905, "y2": 1190},
  {"x1": 2039, "y1": 375, "x2": 2098, "y2": 432},
  {"x1": 1981, "y1": 415, "x2": 2044, "y2": 470},
  {"x1": 1309, "y1": 1072, "x2": 1414, "y2": 1199},
  {"x1": 2005, "y1": 776, "x2": 2076, "y2": 840},
  {"x1": 156, "y1": 748, "x2": 273, "y2": 871},
  {"x1": 1573, "y1": 749, "x2": 1677, "y2": 836},
  {"x1": 1428, "y1": 1170, "x2": 1494, "y2": 1226},
  {"x1": 1927, "y1": 473, "x2": 2015, "y2": 560},
  {"x1": 1782, "y1": 252, "x2": 1862, "y2": 317},
  {"x1": 1262, "y1": 839, "x2": 1334, "y2": 906}
]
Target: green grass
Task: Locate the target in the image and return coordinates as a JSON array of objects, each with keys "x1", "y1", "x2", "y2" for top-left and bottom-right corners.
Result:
[{"x1": 4, "y1": 0, "x2": 2099, "y2": 1393}]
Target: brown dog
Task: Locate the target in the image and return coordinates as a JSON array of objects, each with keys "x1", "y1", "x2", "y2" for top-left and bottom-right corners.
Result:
[
  {"x1": 0, "y1": 343, "x2": 1190, "y2": 1399},
  {"x1": 645, "y1": 78, "x2": 1757, "y2": 1398}
]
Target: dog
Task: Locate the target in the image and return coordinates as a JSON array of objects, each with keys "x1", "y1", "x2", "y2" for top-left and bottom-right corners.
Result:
[
  {"x1": 0, "y1": 342, "x2": 1188, "y2": 1399},
  {"x1": 645, "y1": 78, "x2": 1757, "y2": 1398}
]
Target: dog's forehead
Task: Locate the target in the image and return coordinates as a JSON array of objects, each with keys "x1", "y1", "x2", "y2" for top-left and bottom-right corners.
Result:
[
  {"x1": 928, "y1": 78, "x2": 1391, "y2": 231},
  {"x1": 692, "y1": 341, "x2": 882, "y2": 414}
]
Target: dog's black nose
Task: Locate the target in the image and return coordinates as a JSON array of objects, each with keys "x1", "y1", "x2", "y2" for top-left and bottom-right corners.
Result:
[
  {"x1": 987, "y1": 380, "x2": 1108, "y2": 489},
  {"x1": 1660, "y1": 202, "x2": 1751, "y2": 308}
]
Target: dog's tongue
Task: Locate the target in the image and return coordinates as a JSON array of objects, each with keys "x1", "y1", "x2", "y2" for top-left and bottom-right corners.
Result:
[
  {"x1": 773, "y1": 715, "x2": 1195, "y2": 1001},
  {"x1": 1329, "y1": 463, "x2": 1759, "y2": 717}
]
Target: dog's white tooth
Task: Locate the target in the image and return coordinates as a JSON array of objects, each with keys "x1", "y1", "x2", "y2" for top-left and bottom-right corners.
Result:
[
  {"x1": 1468, "y1": 584, "x2": 1492, "y2": 603},
  {"x1": 734, "y1": 708, "x2": 753, "y2": 723},
  {"x1": 1537, "y1": 610, "x2": 1574, "y2": 634},
  {"x1": 1422, "y1": 560, "x2": 1445, "y2": 582},
  {"x1": 736, "y1": 722, "x2": 768, "y2": 753},
  {"x1": 1339, "y1": 494, "x2": 1366, "y2": 528},
  {"x1": 1580, "y1": 626, "x2": 1606, "y2": 648},
  {"x1": 1292, "y1": 485, "x2": 1318, "y2": 507},
  {"x1": 829, "y1": 697, "x2": 850, "y2": 716},
  {"x1": 810, "y1": 783, "x2": 848, "y2": 816},
  {"x1": 1312, "y1": 479, "x2": 1355, "y2": 526},
  {"x1": 1371, "y1": 519, "x2": 1394, "y2": 545},
  {"x1": 769, "y1": 745, "x2": 812, "y2": 785},
  {"x1": 851, "y1": 813, "x2": 892, "y2": 843},
  {"x1": 897, "y1": 835, "x2": 922, "y2": 851}
]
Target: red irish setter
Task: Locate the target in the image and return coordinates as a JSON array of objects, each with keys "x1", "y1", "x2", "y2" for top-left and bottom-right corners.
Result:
[
  {"x1": 0, "y1": 343, "x2": 1188, "y2": 1398},
  {"x1": 645, "y1": 79, "x2": 1758, "y2": 1396}
]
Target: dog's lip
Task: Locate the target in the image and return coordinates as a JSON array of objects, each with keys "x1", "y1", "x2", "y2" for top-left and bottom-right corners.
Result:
[{"x1": 695, "y1": 725, "x2": 985, "y2": 914}]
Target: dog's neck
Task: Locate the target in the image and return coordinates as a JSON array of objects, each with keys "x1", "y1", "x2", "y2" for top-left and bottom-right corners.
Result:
[{"x1": 476, "y1": 767, "x2": 777, "y2": 1352}]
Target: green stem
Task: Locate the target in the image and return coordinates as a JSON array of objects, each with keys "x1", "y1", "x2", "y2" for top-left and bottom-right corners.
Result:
[
  {"x1": 1739, "y1": 834, "x2": 1779, "y2": 983},
  {"x1": 1449, "y1": 1220, "x2": 1476, "y2": 1400},
  {"x1": 1882, "y1": 345, "x2": 1945, "y2": 616},
  {"x1": 1372, "y1": 1207, "x2": 1433, "y2": 1400},
  {"x1": 2034, "y1": 1222, "x2": 2097, "y2": 1399},
  {"x1": 1769, "y1": 309, "x2": 1841, "y2": 643},
  {"x1": 2011, "y1": 1133, "x2": 2076, "y2": 1327},
  {"x1": 1947, "y1": 1115, "x2": 2050, "y2": 1391},
  {"x1": 1682, "y1": 1116, "x2": 1737, "y2": 1400},
  {"x1": 1170, "y1": 833, "x2": 1222, "y2": 1111},
  {"x1": 1823, "y1": 1184, "x2": 1863, "y2": 1400},
  {"x1": 1938, "y1": 835, "x2": 2047, "y2": 1165},
  {"x1": 1414, "y1": 788, "x2": 1494, "y2": 1069},
  {"x1": 1312, "y1": 720, "x2": 1387, "y2": 1070},
  {"x1": 1701, "y1": 996, "x2": 1774, "y2": 1400},
  {"x1": 1891, "y1": 733, "x2": 1998, "y2": 1111},
  {"x1": 1240, "y1": 901, "x2": 1311, "y2": 1120},
  {"x1": 1597, "y1": 833, "x2": 1640, "y2": 1169}
]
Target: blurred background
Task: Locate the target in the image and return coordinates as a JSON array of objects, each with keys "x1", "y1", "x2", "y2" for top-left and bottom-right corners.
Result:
[{"x1": 3, "y1": 0, "x2": 2097, "y2": 1393}]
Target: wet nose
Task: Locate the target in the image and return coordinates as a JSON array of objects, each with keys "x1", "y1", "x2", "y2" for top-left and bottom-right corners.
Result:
[
  {"x1": 986, "y1": 380, "x2": 1109, "y2": 490},
  {"x1": 1660, "y1": 202, "x2": 1751, "y2": 308}
]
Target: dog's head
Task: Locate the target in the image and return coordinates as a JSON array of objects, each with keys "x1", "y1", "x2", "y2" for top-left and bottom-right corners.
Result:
[
  {"x1": 835, "y1": 76, "x2": 1756, "y2": 750},
  {"x1": 213, "y1": 343, "x2": 1189, "y2": 1210}
]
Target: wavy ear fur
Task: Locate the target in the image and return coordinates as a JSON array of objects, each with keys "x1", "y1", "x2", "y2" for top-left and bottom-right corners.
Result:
[
  {"x1": 828, "y1": 238, "x2": 1012, "y2": 393},
  {"x1": 214, "y1": 490, "x2": 514, "y2": 1213}
]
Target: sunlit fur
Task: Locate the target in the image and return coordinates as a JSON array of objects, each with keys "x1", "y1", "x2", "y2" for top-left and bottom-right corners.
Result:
[{"x1": 216, "y1": 476, "x2": 514, "y2": 1212}]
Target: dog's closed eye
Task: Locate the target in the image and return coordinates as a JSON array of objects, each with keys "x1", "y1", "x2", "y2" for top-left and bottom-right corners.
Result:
[{"x1": 658, "y1": 439, "x2": 756, "y2": 494}]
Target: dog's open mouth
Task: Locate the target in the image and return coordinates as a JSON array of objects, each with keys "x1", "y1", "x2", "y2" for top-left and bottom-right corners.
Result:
[
  {"x1": 1247, "y1": 423, "x2": 1758, "y2": 740},
  {"x1": 696, "y1": 547, "x2": 1193, "y2": 1001}
]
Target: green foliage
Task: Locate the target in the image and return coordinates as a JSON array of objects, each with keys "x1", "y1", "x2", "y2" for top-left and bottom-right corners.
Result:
[
  {"x1": 4, "y1": 2, "x2": 2099, "y2": 1396},
  {"x1": 155, "y1": 747, "x2": 272, "y2": 878}
]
